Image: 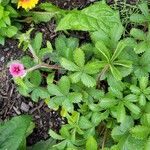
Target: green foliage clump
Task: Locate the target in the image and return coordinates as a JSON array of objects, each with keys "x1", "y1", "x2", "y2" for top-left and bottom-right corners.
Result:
[{"x1": 6, "y1": 1, "x2": 150, "y2": 150}]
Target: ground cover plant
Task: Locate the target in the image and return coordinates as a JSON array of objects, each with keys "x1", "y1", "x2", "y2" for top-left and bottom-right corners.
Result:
[{"x1": 1, "y1": 0, "x2": 150, "y2": 149}]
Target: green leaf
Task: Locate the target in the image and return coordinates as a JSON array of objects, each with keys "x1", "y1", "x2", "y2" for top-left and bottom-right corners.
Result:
[
  {"x1": 39, "y1": 2, "x2": 63, "y2": 12},
  {"x1": 32, "y1": 32, "x2": 42, "y2": 54},
  {"x1": 55, "y1": 35, "x2": 79, "y2": 61},
  {"x1": 81, "y1": 73, "x2": 96, "y2": 87},
  {"x1": 130, "y1": 85, "x2": 141, "y2": 94},
  {"x1": 139, "y1": 94, "x2": 146, "y2": 106},
  {"x1": 62, "y1": 99, "x2": 74, "y2": 112},
  {"x1": 46, "y1": 97, "x2": 59, "y2": 111},
  {"x1": 70, "y1": 72, "x2": 82, "y2": 83},
  {"x1": 58, "y1": 76, "x2": 70, "y2": 95},
  {"x1": 139, "y1": 2, "x2": 149, "y2": 19},
  {"x1": 0, "y1": 35, "x2": 5, "y2": 45},
  {"x1": 95, "y1": 41, "x2": 111, "y2": 62},
  {"x1": 86, "y1": 136, "x2": 98, "y2": 150},
  {"x1": 91, "y1": 111, "x2": 109, "y2": 126},
  {"x1": 130, "y1": 28, "x2": 146, "y2": 40},
  {"x1": 117, "y1": 102, "x2": 126, "y2": 123},
  {"x1": 113, "y1": 60, "x2": 132, "y2": 68},
  {"x1": 61, "y1": 58, "x2": 79, "y2": 71},
  {"x1": 99, "y1": 98, "x2": 118, "y2": 108},
  {"x1": 139, "y1": 76, "x2": 148, "y2": 90},
  {"x1": 79, "y1": 116, "x2": 93, "y2": 129},
  {"x1": 134, "y1": 41, "x2": 149, "y2": 54},
  {"x1": 111, "y1": 40, "x2": 127, "y2": 62},
  {"x1": 46, "y1": 73, "x2": 54, "y2": 85},
  {"x1": 0, "y1": 26, "x2": 18, "y2": 38},
  {"x1": 27, "y1": 138, "x2": 56, "y2": 150},
  {"x1": 49, "y1": 130, "x2": 64, "y2": 140},
  {"x1": 125, "y1": 102, "x2": 141, "y2": 115},
  {"x1": 60, "y1": 126, "x2": 71, "y2": 139},
  {"x1": 39, "y1": 41, "x2": 53, "y2": 59},
  {"x1": 56, "y1": 11, "x2": 98, "y2": 31},
  {"x1": 47, "y1": 84, "x2": 63, "y2": 96},
  {"x1": 110, "y1": 65, "x2": 122, "y2": 80},
  {"x1": 84, "y1": 61, "x2": 105, "y2": 74},
  {"x1": 29, "y1": 70, "x2": 42, "y2": 86},
  {"x1": 110, "y1": 23, "x2": 124, "y2": 48},
  {"x1": 73, "y1": 48, "x2": 85, "y2": 67},
  {"x1": 124, "y1": 94, "x2": 138, "y2": 102},
  {"x1": 31, "y1": 88, "x2": 49, "y2": 102},
  {"x1": 0, "y1": 5, "x2": 4, "y2": 20},
  {"x1": 131, "y1": 125, "x2": 150, "y2": 139},
  {"x1": 68, "y1": 92, "x2": 82, "y2": 103},
  {"x1": 0, "y1": 115, "x2": 34, "y2": 150},
  {"x1": 29, "y1": 12, "x2": 54, "y2": 23},
  {"x1": 145, "y1": 136, "x2": 150, "y2": 150},
  {"x1": 130, "y1": 14, "x2": 146, "y2": 23}
]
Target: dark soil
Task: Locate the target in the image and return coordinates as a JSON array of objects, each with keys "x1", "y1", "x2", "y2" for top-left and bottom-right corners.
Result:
[{"x1": 0, "y1": 0, "x2": 140, "y2": 146}]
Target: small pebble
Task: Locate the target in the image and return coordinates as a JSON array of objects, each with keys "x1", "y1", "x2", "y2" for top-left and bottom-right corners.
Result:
[
  {"x1": 0, "y1": 56, "x2": 4, "y2": 62},
  {"x1": 21, "y1": 102, "x2": 29, "y2": 112}
]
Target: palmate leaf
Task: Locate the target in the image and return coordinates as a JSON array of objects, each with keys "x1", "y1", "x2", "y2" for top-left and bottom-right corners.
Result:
[
  {"x1": 57, "y1": 11, "x2": 98, "y2": 31},
  {"x1": 55, "y1": 35, "x2": 79, "y2": 61},
  {"x1": 56, "y1": 1, "x2": 121, "y2": 32}
]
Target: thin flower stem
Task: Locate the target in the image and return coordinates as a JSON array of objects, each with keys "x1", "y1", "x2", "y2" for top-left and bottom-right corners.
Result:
[
  {"x1": 98, "y1": 65, "x2": 109, "y2": 81},
  {"x1": 102, "y1": 128, "x2": 107, "y2": 150},
  {"x1": 26, "y1": 63, "x2": 61, "y2": 73},
  {"x1": 28, "y1": 44, "x2": 39, "y2": 63}
]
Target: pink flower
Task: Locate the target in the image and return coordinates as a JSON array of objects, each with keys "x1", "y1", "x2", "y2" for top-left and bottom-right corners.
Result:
[{"x1": 9, "y1": 63, "x2": 25, "y2": 77}]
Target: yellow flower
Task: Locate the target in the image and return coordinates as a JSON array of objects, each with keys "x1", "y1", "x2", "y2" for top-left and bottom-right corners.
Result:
[{"x1": 18, "y1": 0, "x2": 39, "y2": 10}]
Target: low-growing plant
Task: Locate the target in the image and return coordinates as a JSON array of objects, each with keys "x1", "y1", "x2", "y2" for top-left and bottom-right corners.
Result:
[
  {"x1": 0, "y1": 0, "x2": 19, "y2": 44},
  {"x1": 8, "y1": 1, "x2": 150, "y2": 150}
]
